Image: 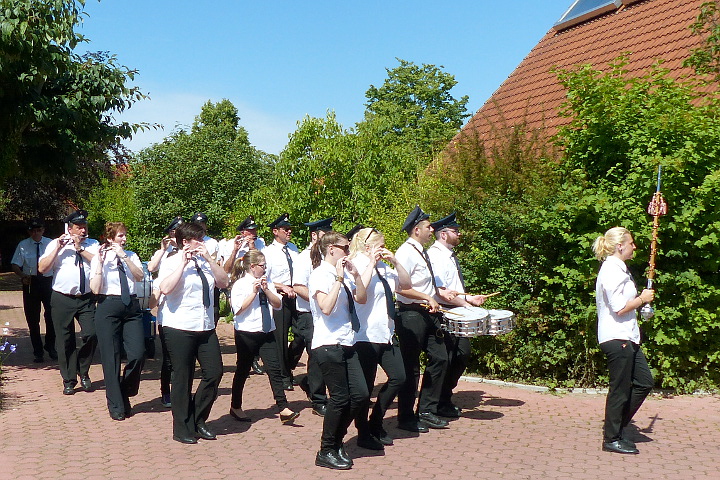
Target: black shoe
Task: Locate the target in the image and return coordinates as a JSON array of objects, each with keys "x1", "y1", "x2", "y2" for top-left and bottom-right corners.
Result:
[
  {"x1": 229, "y1": 408, "x2": 251, "y2": 422},
  {"x1": 397, "y1": 419, "x2": 429, "y2": 433},
  {"x1": 280, "y1": 410, "x2": 300, "y2": 424},
  {"x1": 62, "y1": 385, "x2": 75, "y2": 395},
  {"x1": 357, "y1": 435, "x2": 384, "y2": 451},
  {"x1": 418, "y1": 412, "x2": 449, "y2": 429},
  {"x1": 437, "y1": 404, "x2": 461, "y2": 418},
  {"x1": 173, "y1": 435, "x2": 198, "y2": 444},
  {"x1": 371, "y1": 428, "x2": 394, "y2": 446},
  {"x1": 195, "y1": 424, "x2": 217, "y2": 440},
  {"x1": 110, "y1": 411, "x2": 126, "y2": 421},
  {"x1": 602, "y1": 440, "x2": 639, "y2": 454},
  {"x1": 80, "y1": 376, "x2": 92, "y2": 392},
  {"x1": 315, "y1": 449, "x2": 351, "y2": 470},
  {"x1": 33, "y1": 355, "x2": 44, "y2": 363},
  {"x1": 620, "y1": 437, "x2": 637, "y2": 449},
  {"x1": 123, "y1": 397, "x2": 133, "y2": 417},
  {"x1": 251, "y1": 358, "x2": 265, "y2": 375},
  {"x1": 337, "y1": 444, "x2": 353, "y2": 466},
  {"x1": 312, "y1": 404, "x2": 327, "y2": 417},
  {"x1": 283, "y1": 383, "x2": 294, "y2": 391}
]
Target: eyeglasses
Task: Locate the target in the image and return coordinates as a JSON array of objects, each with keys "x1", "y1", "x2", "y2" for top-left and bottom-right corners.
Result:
[
  {"x1": 332, "y1": 244, "x2": 350, "y2": 254},
  {"x1": 364, "y1": 227, "x2": 379, "y2": 243}
]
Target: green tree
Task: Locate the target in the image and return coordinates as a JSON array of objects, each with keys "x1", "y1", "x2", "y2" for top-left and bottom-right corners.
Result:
[
  {"x1": 685, "y1": 1, "x2": 720, "y2": 83},
  {"x1": 363, "y1": 58, "x2": 470, "y2": 156}
]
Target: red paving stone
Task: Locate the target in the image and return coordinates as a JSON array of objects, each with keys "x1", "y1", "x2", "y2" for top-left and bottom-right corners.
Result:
[{"x1": 2, "y1": 285, "x2": 720, "y2": 479}]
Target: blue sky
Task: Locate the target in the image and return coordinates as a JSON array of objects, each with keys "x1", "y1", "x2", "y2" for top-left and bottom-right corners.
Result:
[{"x1": 77, "y1": 0, "x2": 573, "y2": 155}]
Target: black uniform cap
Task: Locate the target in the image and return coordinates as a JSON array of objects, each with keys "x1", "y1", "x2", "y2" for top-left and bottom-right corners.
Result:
[
  {"x1": 164, "y1": 216, "x2": 184, "y2": 234},
  {"x1": 65, "y1": 210, "x2": 88, "y2": 225},
  {"x1": 345, "y1": 224, "x2": 366, "y2": 240},
  {"x1": 268, "y1": 213, "x2": 292, "y2": 229},
  {"x1": 304, "y1": 217, "x2": 334, "y2": 233},
  {"x1": 236, "y1": 215, "x2": 258, "y2": 232},
  {"x1": 27, "y1": 218, "x2": 45, "y2": 229},
  {"x1": 401, "y1": 205, "x2": 430, "y2": 233},
  {"x1": 191, "y1": 212, "x2": 208, "y2": 223},
  {"x1": 430, "y1": 212, "x2": 460, "y2": 232}
]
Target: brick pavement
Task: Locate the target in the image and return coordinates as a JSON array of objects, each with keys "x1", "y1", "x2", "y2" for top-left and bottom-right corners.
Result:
[{"x1": 1, "y1": 281, "x2": 720, "y2": 479}]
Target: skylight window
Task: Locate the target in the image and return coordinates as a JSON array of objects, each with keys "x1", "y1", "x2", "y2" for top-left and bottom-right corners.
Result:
[{"x1": 553, "y1": 0, "x2": 622, "y2": 31}]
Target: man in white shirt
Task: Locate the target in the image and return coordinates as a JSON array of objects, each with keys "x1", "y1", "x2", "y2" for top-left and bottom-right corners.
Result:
[
  {"x1": 428, "y1": 213, "x2": 487, "y2": 418},
  {"x1": 292, "y1": 217, "x2": 333, "y2": 415},
  {"x1": 11, "y1": 218, "x2": 56, "y2": 362},
  {"x1": 263, "y1": 213, "x2": 299, "y2": 390},
  {"x1": 394, "y1": 205, "x2": 451, "y2": 432},
  {"x1": 192, "y1": 212, "x2": 224, "y2": 325},
  {"x1": 38, "y1": 210, "x2": 99, "y2": 395},
  {"x1": 222, "y1": 215, "x2": 267, "y2": 273}
]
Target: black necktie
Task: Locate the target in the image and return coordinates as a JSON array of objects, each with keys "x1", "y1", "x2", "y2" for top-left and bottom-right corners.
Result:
[
  {"x1": 341, "y1": 281, "x2": 361, "y2": 332},
  {"x1": 375, "y1": 267, "x2": 396, "y2": 321},
  {"x1": 76, "y1": 251, "x2": 86, "y2": 293},
  {"x1": 282, "y1": 245, "x2": 294, "y2": 283},
  {"x1": 35, "y1": 242, "x2": 42, "y2": 276},
  {"x1": 410, "y1": 244, "x2": 439, "y2": 294},
  {"x1": 193, "y1": 258, "x2": 211, "y2": 308},
  {"x1": 259, "y1": 290, "x2": 272, "y2": 332},
  {"x1": 451, "y1": 251, "x2": 466, "y2": 290},
  {"x1": 117, "y1": 257, "x2": 131, "y2": 306}
]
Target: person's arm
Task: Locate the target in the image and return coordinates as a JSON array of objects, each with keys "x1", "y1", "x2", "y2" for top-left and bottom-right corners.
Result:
[
  {"x1": 315, "y1": 267, "x2": 345, "y2": 315},
  {"x1": 196, "y1": 243, "x2": 229, "y2": 289},
  {"x1": 159, "y1": 253, "x2": 188, "y2": 295},
  {"x1": 293, "y1": 284, "x2": 310, "y2": 302},
  {"x1": 38, "y1": 238, "x2": 63, "y2": 274},
  {"x1": 147, "y1": 248, "x2": 165, "y2": 273},
  {"x1": 233, "y1": 280, "x2": 260, "y2": 315},
  {"x1": 344, "y1": 259, "x2": 367, "y2": 304},
  {"x1": 395, "y1": 288, "x2": 440, "y2": 312},
  {"x1": 617, "y1": 289, "x2": 654, "y2": 316},
  {"x1": 89, "y1": 250, "x2": 106, "y2": 294}
]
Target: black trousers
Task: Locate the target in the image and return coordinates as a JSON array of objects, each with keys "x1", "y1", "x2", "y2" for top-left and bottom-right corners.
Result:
[
  {"x1": 291, "y1": 311, "x2": 327, "y2": 406},
  {"x1": 163, "y1": 327, "x2": 223, "y2": 438},
  {"x1": 600, "y1": 339, "x2": 654, "y2": 442},
  {"x1": 395, "y1": 306, "x2": 448, "y2": 421},
  {"x1": 159, "y1": 326, "x2": 172, "y2": 396},
  {"x1": 50, "y1": 291, "x2": 97, "y2": 387},
  {"x1": 354, "y1": 339, "x2": 406, "y2": 437},
  {"x1": 95, "y1": 295, "x2": 145, "y2": 415},
  {"x1": 439, "y1": 334, "x2": 471, "y2": 408},
  {"x1": 22, "y1": 276, "x2": 55, "y2": 358},
  {"x1": 313, "y1": 344, "x2": 369, "y2": 451},
  {"x1": 272, "y1": 296, "x2": 297, "y2": 384},
  {"x1": 231, "y1": 329, "x2": 288, "y2": 410}
]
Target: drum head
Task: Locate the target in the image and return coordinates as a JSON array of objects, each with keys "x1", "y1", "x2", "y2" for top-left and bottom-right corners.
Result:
[
  {"x1": 447, "y1": 306, "x2": 489, "y2": 319},
  {"x1": 488, "y1": 309, "x2": 514, "y2": 319}
]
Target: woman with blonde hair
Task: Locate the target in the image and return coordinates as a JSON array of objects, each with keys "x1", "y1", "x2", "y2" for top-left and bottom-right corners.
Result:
[
  {"x1": 348, "y1": 227, "x2": 411, "y2": 450},
  {"x1": 228, "y1": 249, "x2": 299, "y2": 424},
  {"x1": 592, "y1": 226, "x2": 654, "y2": 455}
]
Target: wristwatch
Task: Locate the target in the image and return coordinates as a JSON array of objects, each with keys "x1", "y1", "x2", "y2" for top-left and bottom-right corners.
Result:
[{"x1": 335, "y1": 275, "x2": 344, "y2": 283}]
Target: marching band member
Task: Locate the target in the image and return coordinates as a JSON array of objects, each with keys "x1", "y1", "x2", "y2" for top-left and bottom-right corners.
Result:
[
  {"x1": 228, "y1": 250, "x2": 299, "y2": 424},
  {"x1": 89, "y1": 222, "x2": 145, "y2": 421},
  {"x1": 348, "y1": 227, "x2": 411, "y2": 449},
  {"x1": 593, "y1": 227, "x2": 654, "y2": 455},
  {"x1": 38, "y1": 210, "x2": 99, "y2": 395},
  {"x1": 309, "y1": 231, "x2": 368, "y2": 470},
  {"x1": 222, "y1": 215, "x2": 267, "y2": 274},
  {"x1": 156, "y1": 222, "x2": 228, "y2": 444}
]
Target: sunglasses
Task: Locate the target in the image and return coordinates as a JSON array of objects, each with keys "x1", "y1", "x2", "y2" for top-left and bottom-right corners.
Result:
[
  {"x1": 364, "y1": 227, "x2": 380, "y2": 243},
  {"x1": 332, "y1": 244, "x2": 350, "y2": 254}
]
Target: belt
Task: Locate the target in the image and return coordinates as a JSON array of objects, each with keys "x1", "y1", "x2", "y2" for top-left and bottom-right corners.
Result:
[{"x1": 57, "y1": 291, "x2": 92, "y2": 299}]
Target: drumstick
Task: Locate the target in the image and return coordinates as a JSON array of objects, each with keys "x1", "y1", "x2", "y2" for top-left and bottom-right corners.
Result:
[
  {"x1": 459, "y1": 291, "x2": 500, "y2": 298},
  {"x1": 420, "y1": 303, "x2": 464, "y2": 316}
]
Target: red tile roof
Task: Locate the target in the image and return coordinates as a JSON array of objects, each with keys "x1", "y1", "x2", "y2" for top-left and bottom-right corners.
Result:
[{"x1": 453, "y1": 0, "x2": 711, "y2": 151}]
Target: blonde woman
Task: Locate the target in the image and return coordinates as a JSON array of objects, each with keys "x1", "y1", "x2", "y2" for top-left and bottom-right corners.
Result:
[
  {"x1": 592, "y1": 226, "x2": 654, "y2": 455},
  {"x1": 348, "y1": 228, "x2": 410, "y2": 450},
  {"x1": 228, "y1": 250, "x2": 299, "y2": 424}
]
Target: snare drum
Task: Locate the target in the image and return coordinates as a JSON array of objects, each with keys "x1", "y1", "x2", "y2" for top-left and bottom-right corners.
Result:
[
  {"x1": 135, "y1": 262, "x2": 153, "y2": 310},
  {"x1": 443, "y1": 306, "x2": 490, "y2": 337},
  {"x1": 486, "y1": 309, "x2": 516, "y2": 335}
]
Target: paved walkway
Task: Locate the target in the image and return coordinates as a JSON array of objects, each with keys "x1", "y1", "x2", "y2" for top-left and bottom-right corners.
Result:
[{"x1": 1, "y1": 278, "x2": 719, "y2": 479}]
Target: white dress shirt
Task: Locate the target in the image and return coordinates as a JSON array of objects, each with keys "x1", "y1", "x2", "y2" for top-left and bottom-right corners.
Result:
[
  {"x1": 395, "y1": 237, "x2": 435, "y2": 304},
  {"x1": 596, "y1": 255, "x2": 640, "y2": 344},
  {"x1": 230, "y1": 274, "x2": 280, "y2": 332},
  {"x1": 293, "y1": 247, "x2": 313, "y2": 313},
  {"x1": 349, "y1": 254, "x2": 399, "y2": 344},
  {"x1": 427, "y1": 241, "x2": 463, "y2": 292},
  {"x1": 89, "y1": 249, "x2": 142, "y2": 296},
  {"x1": 11, "y1": 236, "x2": 53, "y2": 277},
  {"x1": 222, "y1": 237, "x2": 267, "y2": 266},
  {"x1": 309, "y1": 260, "x2": 355, "y2": 349},
  {"x1": 40, "y1": 237, "x2": 100, "y2": 295},
  {"x1": 156, "y1": 252, "x2": 216, "y2": 331},
  {"x1": 263, "y1": 240, "x2": 299, "y2": 286}
]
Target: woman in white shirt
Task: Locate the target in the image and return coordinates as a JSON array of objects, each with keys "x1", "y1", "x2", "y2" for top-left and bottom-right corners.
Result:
[
  {"x1": 309, "y1": 231, "x2": 368, "y2": 470},
  {"x1": 228, "y1": 249, "x2": 299, "y2": 424},
  {"x1": 90, "y1": 222, "x2": 145, "y2": 421},
  {"x1": 592, "y1": 226, "x2": 654, "y2": 455},
  {"x1": 348, "y1": 228, "x2": 411, "y2": 450},
  {"x1": 156, "y1": 222, "x2": 229, "y2": 444}
]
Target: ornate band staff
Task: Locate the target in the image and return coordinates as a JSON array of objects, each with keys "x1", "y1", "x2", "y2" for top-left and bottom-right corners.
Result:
[{"x1": 640, "y1": 166, "x2": 668, "y2": 320}]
